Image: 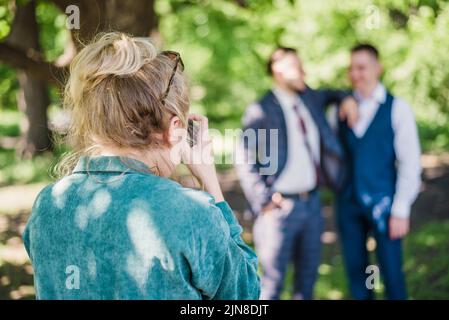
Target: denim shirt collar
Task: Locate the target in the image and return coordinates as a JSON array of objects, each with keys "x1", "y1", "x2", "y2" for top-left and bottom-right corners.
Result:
[{"x1": 73, "y1": 156, "x2": 151, "y2": 174}]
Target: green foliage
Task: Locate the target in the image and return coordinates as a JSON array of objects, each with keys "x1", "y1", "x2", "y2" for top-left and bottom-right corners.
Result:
[
  {"x1": 0, "y1": 0, "x2": 13, "y2": 40},
  {"x1": 0, "y1": 109, "x2": 20, "y2": 136},
  {"x1": 0, "y1": 0, "x2": 448, "y2": 151},
  {"x1": 157, "y1": 0, "x2": 274, "y2": 126},
  {"x1": 0, "y1": 66, "x2": 18, "y2": 111},
  {"x1": 35, "y1": 0, "x2": 69, "y2": 61},
  {"x1": 0, "y1": 0, "x2": 67, "y2": 113},
  {"x1": 157, "y1": 0, "x2": 449, "y2": 150},
  {"x1": 0, "y1": 110, "x2": 67, "y2": 186},
  {"x1": 0, "y1": 148, "x2": 54, "y2": 186},
  {"x1": 418, "y1": 121, "x2": 449, "y2": 152},
  {"x1": 0, "y1": 1, "x2": 17, "y2": 111}
]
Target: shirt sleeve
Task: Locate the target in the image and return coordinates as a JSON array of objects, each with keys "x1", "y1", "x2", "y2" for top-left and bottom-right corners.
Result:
[
  {"x1": 189, "y1": 200, "x2": 260, "y2": 300},
  {"x1": 235, "y1": 102, "x2": 273, "y2": 214},
  {"x1": 391, "y1": 98, "x2": 422, "y2": 218},
  {"x1": 317, "y1": 88, "x2": 352, "y2": 110}
]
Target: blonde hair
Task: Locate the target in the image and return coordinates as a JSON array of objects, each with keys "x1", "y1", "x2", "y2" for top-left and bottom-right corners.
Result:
[{"x1": 54, "y1": 32, "x2": 190, "y2": 177}]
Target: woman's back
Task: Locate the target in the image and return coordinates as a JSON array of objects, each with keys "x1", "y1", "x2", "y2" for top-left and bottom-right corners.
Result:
[
  {"x1": 24, "y1": 156, "x2": 260, "y2": 299},
  {"x1": 23, "y1": 32, "x2": 259, "y2": 300}
]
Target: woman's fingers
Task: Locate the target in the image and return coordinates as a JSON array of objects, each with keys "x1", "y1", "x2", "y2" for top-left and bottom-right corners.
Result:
[
  {"x1": 188, "y1": 114, "x2": 208, "y2": 130},
  {"x1": 188, "y1": 113, "x2": 210, "y2": 142}
]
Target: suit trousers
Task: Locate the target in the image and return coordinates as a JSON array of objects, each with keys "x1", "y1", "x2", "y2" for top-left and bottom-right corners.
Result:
[
  {"x1": 336, "y1": 197, "x2": 407, "y2": 300},
  {"x1": 253, "y1": 191, "x2": 323, "y2": 300}
]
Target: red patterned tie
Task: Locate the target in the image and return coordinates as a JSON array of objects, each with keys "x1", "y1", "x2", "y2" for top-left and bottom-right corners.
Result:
[{"x1": 293, "y1": 104, "x2": 320, "y2": 186}]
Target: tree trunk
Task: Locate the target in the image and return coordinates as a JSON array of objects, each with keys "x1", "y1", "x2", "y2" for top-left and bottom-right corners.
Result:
[
  {"x1": 7, "y1": 0, "x2": 51, "y2": 157},
  {"x1": 0, "y1": 0, "x2": 159, "y2": 156},
  {"x1": 53, "y1": 0, "x2": 158, "y2": 50}
]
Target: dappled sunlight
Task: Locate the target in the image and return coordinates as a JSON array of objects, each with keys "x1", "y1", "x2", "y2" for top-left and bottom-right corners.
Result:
[
  {"x1": 327, "y1": 290, "x2": 344, "y2": 300},
  {"x1": 318, "y1": 263, "x2": 332, "y2": 276},
  {"x1": 366, "y1": 237, "x2": 377, "y2": 252},
  {"x1": 90, "y1": 189, "x2": 112, "y2": 218},
  {"x1": 52, "y1": 178, "x2": 75, "y2": 209},
  {"x1": 0, "y1": 209, "x2": 35, "y2": 299},
  {"x1": 0, "y1": 183, "x2": 46, "y2": 214},
  {"x1": 74, "y1": 205, "x2": 89, "y2": 230},
  {"x1": 87, "y1": 249, "x2": 97, "y2": 280},
  {"x1": 321, "y1": 231, "x2": 337, "y2": 244},
  {"x1": 74, "y1": 188, "x2": 112, "y2": 230},
  {"x1": 126, "y1": 200, "x2": 175, "y2": 293},
  {"x1": 0, "y1": 236, "x2": 29, "y2": 265},
  {"x1": 9, "y1": 285, "x2": 34, "y2": 300}
]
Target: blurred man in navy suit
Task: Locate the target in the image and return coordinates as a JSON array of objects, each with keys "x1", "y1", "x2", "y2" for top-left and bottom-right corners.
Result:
[{"x1": 237, "y1": 47, "x2": 357, "y2": 299}]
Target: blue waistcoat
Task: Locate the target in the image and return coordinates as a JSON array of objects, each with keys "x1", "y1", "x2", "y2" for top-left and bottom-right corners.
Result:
[{"x1": 339, "y1": 92, "x2": 397, "y2": 211}]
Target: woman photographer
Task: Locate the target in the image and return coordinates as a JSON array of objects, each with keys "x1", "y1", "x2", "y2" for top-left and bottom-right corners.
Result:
[{"x1": 23, "y1": 32, "x2": 260, "y2": 300}]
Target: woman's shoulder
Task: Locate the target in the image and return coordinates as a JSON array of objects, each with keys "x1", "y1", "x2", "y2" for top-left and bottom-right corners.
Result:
[
  {"x1": 131, "y1": 175, "x2": 229, "y2": 236},
  {"x1": 36, "y1": 172, "x2": 87, "y2": 200},
  {"x1": 128, "y1": 173, "x2": 216, "y2": 210},
  {"x1": 33, "y1": 173, "x2": 221, "y2": 222},
  {"x1": 171, "y1": 186, "x2": 232, "y2": 232},
  {"x1": 160, "y1": 178, "x2": 217, "y2": 211}
]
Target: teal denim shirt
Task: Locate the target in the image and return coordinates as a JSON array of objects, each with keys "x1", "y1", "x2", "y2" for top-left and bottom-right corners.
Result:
[{"x1": 23, "y1": 156, "x2": 260, "y2": 300}]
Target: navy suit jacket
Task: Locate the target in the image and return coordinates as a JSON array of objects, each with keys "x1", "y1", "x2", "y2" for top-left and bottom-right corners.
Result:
[{"x1": 236, "y1": 86, "x2": 349, "y2": 216}]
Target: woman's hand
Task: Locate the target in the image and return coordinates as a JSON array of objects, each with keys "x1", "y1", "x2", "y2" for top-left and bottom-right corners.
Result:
[{"x1": 181, "y1": 114, "x2": 224, "y2": 203}]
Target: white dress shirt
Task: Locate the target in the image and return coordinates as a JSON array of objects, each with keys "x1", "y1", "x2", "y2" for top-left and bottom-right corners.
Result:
[
  {"x1": 353, "y1": 83, "x2": 422, "y2": 219},
  {"x1": 271, "y1": 87, "x2": 320, "y2": 194}
]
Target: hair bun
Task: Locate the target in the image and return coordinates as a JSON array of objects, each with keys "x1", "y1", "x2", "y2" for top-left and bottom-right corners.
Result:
[
  {"x1": 71, "y1": 32, "x2": 158, "y2": 86},
  {"x1": 94, "y1": 33, "x2": 158, "y2": 78},
  {"x1": 61, "y1": 31, "x2": 190, "y2": 174}
]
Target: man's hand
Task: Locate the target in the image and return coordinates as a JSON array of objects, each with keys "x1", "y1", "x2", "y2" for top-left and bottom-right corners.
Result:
[
  {"x1": 339, "y1": 96, "x2": 359, "y2": 128},
  {"x1": 389, "y1": 216, "x2": 410, "y2": 239},
  {"x1": 261, "y1": 201, "x2": 278, "y2": 214},
  {"x1": 261, "y1": 192, "x2": 284, "y2": 214}
]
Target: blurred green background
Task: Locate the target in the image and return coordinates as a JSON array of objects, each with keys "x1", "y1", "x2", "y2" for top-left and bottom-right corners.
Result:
[{"x1": 0, "y1": 0, "x2": 448, "y2": 300}]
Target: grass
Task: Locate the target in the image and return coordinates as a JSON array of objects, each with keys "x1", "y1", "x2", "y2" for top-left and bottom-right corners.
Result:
[
  {"x1": 277, "y1": 221, "x2": 449, "y2": 300},
  {"x1": 280, "y1": 255, "x2": 350, "y2": 300},
  {"x1": 404, "y1": 221, "x2": 449, "y2": 299}
]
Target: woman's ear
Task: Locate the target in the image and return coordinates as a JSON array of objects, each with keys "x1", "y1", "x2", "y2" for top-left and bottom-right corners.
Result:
[{"x1": 167, "y1": 115, "x2": 184, "y2": 145}]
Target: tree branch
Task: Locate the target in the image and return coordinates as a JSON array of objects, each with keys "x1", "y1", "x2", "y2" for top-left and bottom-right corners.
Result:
[
  {"x1": 234, "y1": 0, "x2": 248, "y2": 8},
  {"x1": 0, "y1": 42, "x2": 66, "y2": 85},
  {"x1": 47, "y1": 0, "x2": 84, "y2": 12}
]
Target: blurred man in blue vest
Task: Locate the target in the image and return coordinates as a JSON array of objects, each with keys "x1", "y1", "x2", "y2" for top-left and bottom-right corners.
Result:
[{"x1": 337, "y1": 44, "x2": 422, "y2": 300}]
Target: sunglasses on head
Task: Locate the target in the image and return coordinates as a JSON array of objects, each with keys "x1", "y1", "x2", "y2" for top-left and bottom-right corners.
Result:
[{"x1": 160, "y1": 51, "x2": 185, "y2": 105}]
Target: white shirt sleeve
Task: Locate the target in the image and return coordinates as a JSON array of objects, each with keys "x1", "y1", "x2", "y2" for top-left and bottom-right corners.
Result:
[{"x1": 391, "y1": 97, "x2": 422, "y2": 218}]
